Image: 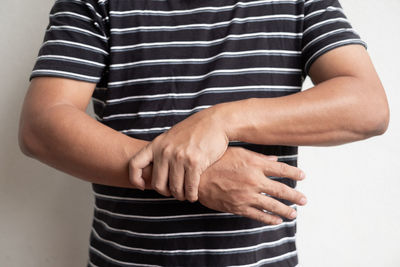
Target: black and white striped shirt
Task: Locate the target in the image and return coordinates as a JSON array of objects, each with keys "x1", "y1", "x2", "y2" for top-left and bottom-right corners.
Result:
[{"x1": 30, "y1": 0, "x2": 366, "y2": 266}]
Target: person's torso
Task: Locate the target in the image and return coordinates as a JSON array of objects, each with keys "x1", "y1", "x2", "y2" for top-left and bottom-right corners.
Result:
[{"x1": 89, "y1": 1, "x2": 303, "y2": 266}]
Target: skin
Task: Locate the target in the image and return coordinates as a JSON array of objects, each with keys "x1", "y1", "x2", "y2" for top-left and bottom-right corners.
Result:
[
  {"x1": 130, "y1": 44, "x2": 390, "y2": 202},
  {"x1": 18, "y1": 80, "x2": 306, "y2": 225},
  {"x1": 197, "y1": 147, "x2": 307, "y2": 224},
  {"x1": 18, "y1": 44, "x2": 389, "y2": 225}
]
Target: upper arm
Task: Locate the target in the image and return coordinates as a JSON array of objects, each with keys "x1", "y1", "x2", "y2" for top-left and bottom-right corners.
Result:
[
  {"x1": 301, "y1": 0, "x2": 389, "y2": 131},
  {"x1": 23, "y1": 77, "x2": 96, "y2": 114},
  {"x1": 18, "y1": 77, "x2": 96, "y2": 156},
  {"x1": 307, "y1": 44, "x2": 390, "y2": 134},
  {"x1": 24, "y1": 0, "x2": 108, "y2": 113},
  {"x1": 308, "y1": 44, "x2": 381, "y2": 86}
]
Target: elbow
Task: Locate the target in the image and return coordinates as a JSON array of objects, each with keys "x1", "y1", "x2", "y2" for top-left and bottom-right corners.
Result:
[
  {"x1": 358, "y1": 99, "x2": 390, "y2": 138},
  {"x1": 347, "y1": 77, "x2": 390, "y2": 139},
  {"x1": 18, "y1": 127, "x2": 34, "y2": 158},
  {"x1": 370, "y1": 109, "x2": 390, "y2": 136},
  {"x1": 18, "y1": 122, "x2": 39, "y2": 158}
]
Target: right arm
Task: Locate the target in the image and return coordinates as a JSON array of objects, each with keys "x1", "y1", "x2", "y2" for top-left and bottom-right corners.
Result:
[
  {"x1": 18, "y1": 77, "x2": 151, "y2": 188},
  {"x1": 18, "y1": 77, "x2": 306, "y2": 224}
]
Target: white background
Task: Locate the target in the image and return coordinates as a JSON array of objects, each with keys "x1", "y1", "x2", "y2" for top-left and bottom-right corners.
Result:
[{"x1": 0, "y1": 0, "x2": 399, "y2": 266}]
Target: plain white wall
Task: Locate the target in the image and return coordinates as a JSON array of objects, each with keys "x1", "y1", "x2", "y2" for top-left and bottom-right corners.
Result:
[
  {"x1": 0, "y1": 1, "x2": 94, "y2": 266},
  {"x1": 297, "y1": 1, "x2": 400, "y2": 266},
  {"x1": 0, "y1": 0, "x2": 399, "y2": 266}
]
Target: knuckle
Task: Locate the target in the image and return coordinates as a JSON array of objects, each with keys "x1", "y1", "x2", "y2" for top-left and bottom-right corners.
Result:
[
  {"x1": 175, "y1": 150, "x2": 186, "y2": 161},
  {"x1": 277, "y1": 163, "x2": 288, "y2": 177},
  {"x1": 260, "y1": 177, "x2": 271, "y2": 190},
  {"x1": 234, "y1": 205, "x2": 246, "y2": 216},
  {"x1": 248, "y1": 176, "x2": 262, "y2": 187},
  {"x1": 285, "y1": 188, "x2": 297, "y2": 200},
  {"x1": 187, "y1": 155, "x2": 201, "y2": 167},
  {"x1": 153, "y1": 134, "x2": 163, "y2": 143},
  {"x1": 256, "y1": 213, "x2": 266, "y2": 223},
  {"x1": 169, "y1": 185, "x2": 180, "y2": 195},
  {"x1": 161, "y1": 145, "x2": 173, "y2": 157},
  {"x1": 129, "y1": 159, "x2": 138, "y2": 169},
  {"x1": 270, "y1": 186, "x2": 283, "y2": 199},
  {"x1": 268, "y1": 201, "x2": 279, "y2": 213},
  {"x1": 253, "y1": 195, "x2": 263, "y2": 207}
]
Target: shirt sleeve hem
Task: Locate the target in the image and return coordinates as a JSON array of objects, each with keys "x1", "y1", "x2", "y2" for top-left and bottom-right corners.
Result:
[
  {"x1": 303, "y1": 39, "x2": 368, "y2": 78},
  {"x1": 30, "y1": 69, "x2": 101, "y2": 84}
]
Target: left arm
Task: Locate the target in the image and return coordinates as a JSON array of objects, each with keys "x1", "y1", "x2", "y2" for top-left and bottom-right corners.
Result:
[
  {"x1": 129, "y1": 45, "x2": 389, "y2": 201},
  {"x1": 215, "y1": 45, "x2": 390, "y2": 146}
]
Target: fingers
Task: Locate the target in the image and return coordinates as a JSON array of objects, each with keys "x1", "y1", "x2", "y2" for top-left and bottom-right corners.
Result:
[
  {"x1": 265, "y1": 155, "x2": 279, "y2": 161},
  {"x1": 262, "y1": 179, "x2": 307, "y2": 206},
  {"x1": 243, "y1": 207, "x2": 283, "y2": 225},
  {"x1": 151, "y1": 152, "x2": 171, "y2": 197},
  {"x1": 242, "y1": 148, "x2": 278, "y2": 162},
  {"x1": 239, "y1": 148, "x2": 303, "y2": 180},
  {"x1": 258, "y1": 159, "x2": 306, "y2": 205},
  {"x1": 168, "y1": 160, "x2": 185, "y2": 201},
  {"x1": 129, "y1": 144, "x2": 153, "y2": 190},
  {"x1": 255, "y1": 194, "x2": 297, "y2": 220},
  {"x1": 184, "y1": 166, "x2": 201, "y2": 203},
  {"x1": 263, "y1": 161, "x2": 306, "y2": 181}
]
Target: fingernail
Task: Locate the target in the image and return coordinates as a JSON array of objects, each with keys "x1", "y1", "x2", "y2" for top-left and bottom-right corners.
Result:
[
  {"x1": 290, "y1": 210, "x2": 297, "y2": 219},
  {"x1": 300, "y1": 171, "x2": 306, "y2": 180},
  {"x1": 275, "y1": 218, "x2": 283, "y2": 224},
  {"x1": 299, "y1": 197, "x2": 307, "y2": 205}
]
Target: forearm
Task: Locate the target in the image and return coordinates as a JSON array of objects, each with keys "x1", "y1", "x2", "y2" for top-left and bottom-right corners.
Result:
[
  {"x1": 216, "y1": 76, "x2": 389, "y2": 146},
  {"x1": 19, "y1": 104, "x2": 151, "y2": 188}
]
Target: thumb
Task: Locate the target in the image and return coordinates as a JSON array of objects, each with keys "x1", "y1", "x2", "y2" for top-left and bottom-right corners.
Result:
[{"x1": 129, "y1": 144, "x2": 153, "y2": 190}]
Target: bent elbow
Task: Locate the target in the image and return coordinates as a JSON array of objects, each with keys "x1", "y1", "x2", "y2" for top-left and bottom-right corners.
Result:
[
  {"x1": 18, "y1": 127, "x2": 33, "y2": 158},
  {"x1": 18, "y1": 123, "x2": 39, "y2": 158},
  {"x1": 371, "y1": 110, "x2": 390, "y2": 136},
  {"x1": 359, "y1": 102, "x2": 390, "y2": 138}
]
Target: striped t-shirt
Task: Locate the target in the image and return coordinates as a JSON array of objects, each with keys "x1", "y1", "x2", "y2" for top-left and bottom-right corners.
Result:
[{"x1": 30, "y1": 0, "x2": 366, "y2": 266}]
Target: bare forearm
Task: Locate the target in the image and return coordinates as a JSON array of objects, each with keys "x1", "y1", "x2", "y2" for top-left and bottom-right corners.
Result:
[
  {"x1": 215, "y1": 76, "x2": 389, "y2": 146},
  {"x1": 19, "y1": 104, "x2": 151, "y2": 188}
]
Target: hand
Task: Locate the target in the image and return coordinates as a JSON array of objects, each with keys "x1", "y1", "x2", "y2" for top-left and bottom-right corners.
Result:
[
  {"x1": 128, "y1": 106, "x2": 229, "y2": 202},
  {"x1": 198, "y1": 146, "x2": 307, "y2": 224}
]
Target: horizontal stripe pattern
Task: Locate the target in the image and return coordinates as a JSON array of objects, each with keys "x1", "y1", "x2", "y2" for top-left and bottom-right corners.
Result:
[
  {"x1": 91, "y1": 182, "x2": 298, "y2": 266},
  {"x1": 301, "y1": 0, "x2": 367, "y2": 74},
  {"x1": 109, "y1": 0, "x2": 302, "y2": 16},
  {"x1": 91, "y1": 215, "x2": 297, "y2": 238},
  {"x1": 109, "y1": 14, "x2": 304, "y2": 35},
  {"x1": 109, "y1": 49, "x2": 301, "y2": 70},
  {"x1": 29, "y1": 0, "x2": 366, "y2": 266},
  {"x1": 90, "y1": 227, "x2": 297, "y2": 255}
]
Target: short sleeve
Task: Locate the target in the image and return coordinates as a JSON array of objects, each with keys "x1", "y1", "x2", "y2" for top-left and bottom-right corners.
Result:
[
  {"x1": 30, "y1": 0, "x2": 109, "y2": 84},
  {"x1": 301, "y1": 0, "x2": 367, "y2": 77}
]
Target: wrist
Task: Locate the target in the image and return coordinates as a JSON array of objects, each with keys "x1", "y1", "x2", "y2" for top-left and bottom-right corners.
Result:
[{"x1": 210, "y1": 99, "x2": 251, "y2": 141}]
